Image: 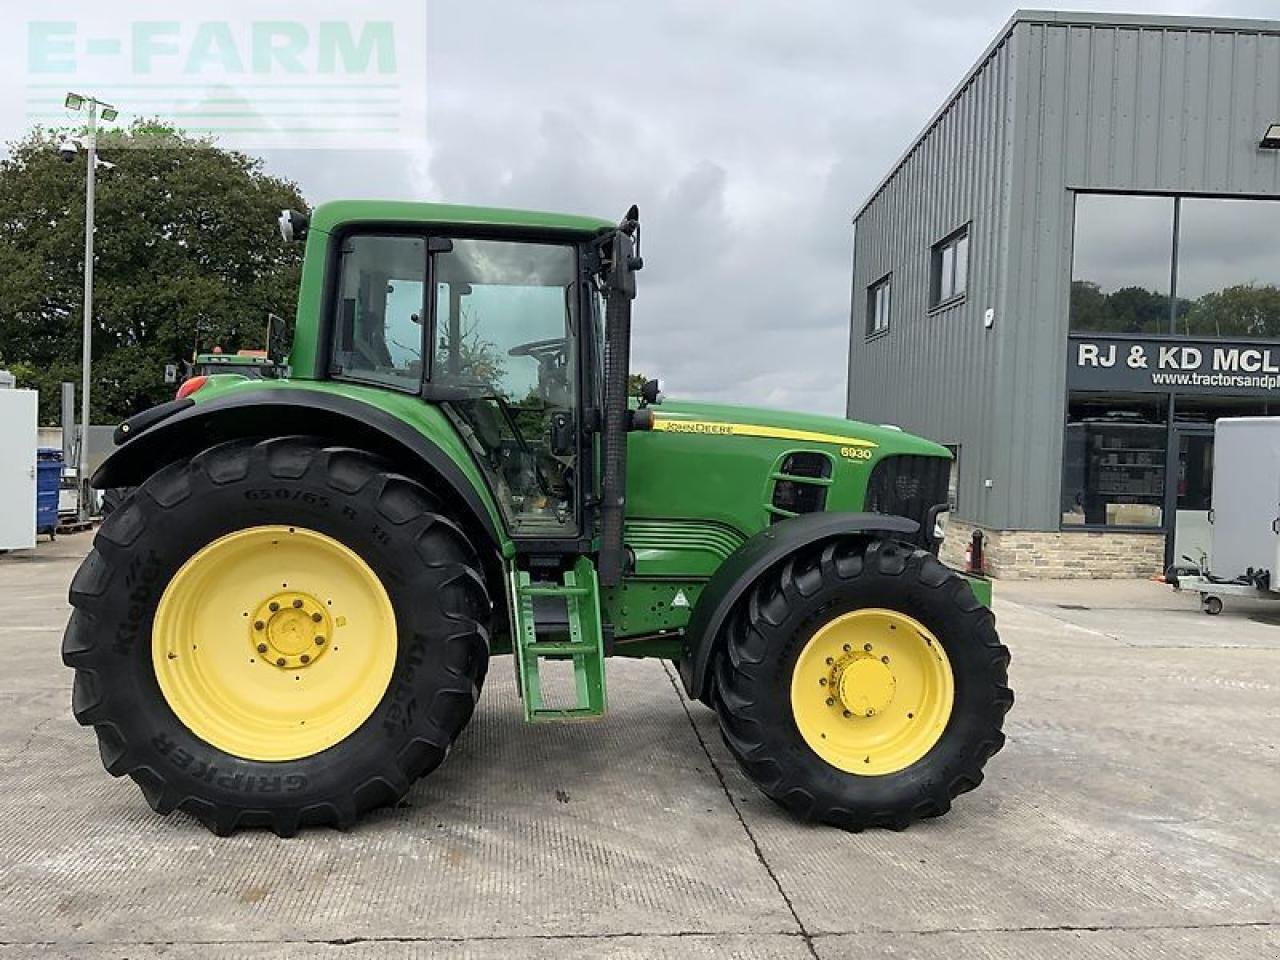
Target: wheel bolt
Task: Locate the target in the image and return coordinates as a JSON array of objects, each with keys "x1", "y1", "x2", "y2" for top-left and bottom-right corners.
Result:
[
  {"x1": 311, "y1": 612, "x2": 323, "y2": 623},
  {"x1": 866, "y1": 708, "x2": 875, "y2": 717},
  {"x1": 292, "y1": 599, "x2": 303, "y2": 609},
  {"x1": 300, "y1": 654, "x2": 310, "y2": 664},
  {"x1": 276, "y1": 657, "x2": 286, "y2": 667},
  {"x1": 818, "y1": 678, "x2": 827, "y2": 686},
  {"x1": 314, "y1": 636, "x2": 325, "y2": 646},
  {"x1": 825, "y1": 657, "x2": 834, "y2": 665},
  {"x1": 881, "y1": 655, "x2": 890, "y2": 664},
  {"x1": 843, "y1": 710, "x2": 852, "y2": 718},
  {"x1": 269, "y1": 602, "x2": 280, "y2": 612},
  {"x1": 842, "y1": 643, "x2": 851, "y2": 652},
  {"x1": 256, "y1": 643, "x2": 268, "y2": 654},
  {"x1": 825, "y1": 697, "x2": 835, "y2": 706},
  {"x1": 253, "y1": 620, "x2": 265, "y2": 631},
  {"x1": 863, "y1": 643, "x2": 873, "y2": 652}
]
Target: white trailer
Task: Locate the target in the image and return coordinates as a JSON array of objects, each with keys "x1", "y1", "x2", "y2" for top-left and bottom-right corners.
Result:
[{"x1": 1172, "y1": 416, "x2": 1280, "y2": 614}]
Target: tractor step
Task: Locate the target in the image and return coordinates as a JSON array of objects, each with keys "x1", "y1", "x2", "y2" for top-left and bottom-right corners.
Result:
[{"x1": 510, "y1": 557, "x2": 606, "y2": 721}]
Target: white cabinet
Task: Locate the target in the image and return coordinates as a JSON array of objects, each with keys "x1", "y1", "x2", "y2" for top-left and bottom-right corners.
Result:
[{"x1": 0, "y1": 389, "x2": 38, "y2": 550}]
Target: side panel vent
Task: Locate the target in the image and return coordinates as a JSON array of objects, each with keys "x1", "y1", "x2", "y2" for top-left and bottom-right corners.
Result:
[
  {"x1": 767, "y1": 451, "x2": 833, "y2": 524},
  {"x1": 780, "y1": 452, "x2": 832, "y2": 479}
]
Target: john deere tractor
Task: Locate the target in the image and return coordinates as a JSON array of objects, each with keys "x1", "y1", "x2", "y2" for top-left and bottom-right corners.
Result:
[{"x1": 63, "y1": 201, "x2": 1012, "y2": 836}]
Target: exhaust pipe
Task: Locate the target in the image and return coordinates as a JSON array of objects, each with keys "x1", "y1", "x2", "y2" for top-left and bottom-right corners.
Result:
[{"x1": 597, "y1": 206, "x2": 642, "y2": 587}]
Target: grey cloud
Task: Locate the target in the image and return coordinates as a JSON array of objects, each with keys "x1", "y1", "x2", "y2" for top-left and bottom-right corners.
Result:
[{"x1": 258, "y1": 0, "x2": 1260, "y2": 416}]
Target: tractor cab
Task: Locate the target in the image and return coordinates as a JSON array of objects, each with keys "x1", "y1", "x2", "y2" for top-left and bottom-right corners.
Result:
[{"x1": 327, "y1": 231, "x2": 586, "y2": 537}]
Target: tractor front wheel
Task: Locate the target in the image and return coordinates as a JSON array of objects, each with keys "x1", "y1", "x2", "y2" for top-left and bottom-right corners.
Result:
[
  {"x1": 714, "y1": 538, "x2": 1012, "y2": 830},
  {"x1": 62, "y1": 437, "x2": 491, "y2": 835}
]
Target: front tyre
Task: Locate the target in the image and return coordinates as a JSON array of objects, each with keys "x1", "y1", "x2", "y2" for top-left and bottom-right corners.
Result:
[
  {"x1": 62, "y1": 437, "x2": 491, "y2": 836},
  {"x1": 714, "y1": 539, "x2": 1012, "y2": 830}
]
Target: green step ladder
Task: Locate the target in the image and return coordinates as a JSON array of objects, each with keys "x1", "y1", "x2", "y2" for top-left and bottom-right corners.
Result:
[{"x1": 509, "y1": 556, "x2": 607, "y2": 721}]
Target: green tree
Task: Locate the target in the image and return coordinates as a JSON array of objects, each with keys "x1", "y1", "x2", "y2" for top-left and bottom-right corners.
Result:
[
  {"x1": 0, "y1": 121, "x2": 306, "y2": 424},
  {"x1": 1181, "y1": 283, "x2": 1280, "y2": 338},
  {"x1": 1104, "y1": 285, "x2": 1169, "y2": 334}
]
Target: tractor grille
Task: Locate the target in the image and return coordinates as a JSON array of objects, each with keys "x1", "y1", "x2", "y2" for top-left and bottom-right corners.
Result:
[{"x1": 864, "y1": 454, "x2": 950, "y2": 551}]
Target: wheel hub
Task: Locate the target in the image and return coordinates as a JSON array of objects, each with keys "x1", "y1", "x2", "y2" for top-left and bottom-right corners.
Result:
[
  {"x1": 252, "y1": 591, "x2": 331, "y2": 669},
  {"x1": 835, "y1": 655, "x2": 896, "y2": 717}
]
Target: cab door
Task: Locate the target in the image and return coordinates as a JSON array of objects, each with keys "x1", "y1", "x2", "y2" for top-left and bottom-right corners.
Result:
[{"x1": 427, "y1": 236, "x2": 586, "y2": 541}]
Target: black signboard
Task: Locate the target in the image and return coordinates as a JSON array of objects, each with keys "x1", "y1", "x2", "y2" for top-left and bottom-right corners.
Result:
[{"x1": 1067, "y1": 335, "x2": 1280, "y2": 395}]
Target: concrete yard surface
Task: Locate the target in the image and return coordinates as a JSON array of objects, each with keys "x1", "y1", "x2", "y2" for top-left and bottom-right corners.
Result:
[{"x1": 0, "y1": 534, "x2": 1276, "y2": 959}]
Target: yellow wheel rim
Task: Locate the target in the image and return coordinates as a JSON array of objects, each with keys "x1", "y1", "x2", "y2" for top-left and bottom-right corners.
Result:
[
  {"x1": 152, "y1": 525, "x2": 397, "y2": 762},
  {"x1": 790, "y1": 608, "x2": 953, "y2": 775}
]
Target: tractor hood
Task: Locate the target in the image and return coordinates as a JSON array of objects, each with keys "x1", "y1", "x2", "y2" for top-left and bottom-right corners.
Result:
[
  {"x1": 623, "y1": 397, "x2": 954, "y2": 570},
  {"x1": 643, "y1": 399, "x2": 951, "y2": 460}
]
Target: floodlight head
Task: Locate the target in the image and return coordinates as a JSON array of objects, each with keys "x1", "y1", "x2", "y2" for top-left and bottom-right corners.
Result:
[
  {"x1": 64, "y1": 92, "x2": 85, "y2": 111},
  {"x1": 100, "y1": 106, "x2": 119, "y2": 122},
  {"x1": 1261, "y1": 123, "x2": 1280, "y2": 150}
]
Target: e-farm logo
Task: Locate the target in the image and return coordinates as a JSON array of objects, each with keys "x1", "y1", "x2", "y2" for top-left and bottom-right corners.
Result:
[{"x1": 20, "y1": 2, "x2": 426, "y2": 150}]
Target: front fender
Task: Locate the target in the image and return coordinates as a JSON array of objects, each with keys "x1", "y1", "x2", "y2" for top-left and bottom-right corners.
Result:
[
  {"x1": 678, "y1": 511, "x2": 920, "y2": 703},
  {"x1": 93, "y1": 387, "x2": 504, "y2": 549}
]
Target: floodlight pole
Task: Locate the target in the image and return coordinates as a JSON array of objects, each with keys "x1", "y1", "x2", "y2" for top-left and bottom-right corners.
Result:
[{"x1": 77, "y1": 99, "x2": 98, "y2": 523}]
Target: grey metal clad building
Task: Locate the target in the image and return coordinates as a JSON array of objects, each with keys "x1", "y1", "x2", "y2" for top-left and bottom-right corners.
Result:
[{"x1": 848, "y1": 9, "x2": 1280, "y2": 578}]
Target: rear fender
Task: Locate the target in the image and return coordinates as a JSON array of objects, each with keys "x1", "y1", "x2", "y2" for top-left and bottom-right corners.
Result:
[
  {"x1": 679, "y1": 512, "x2": 920, "y2": 703},
  {"x1": 94, "y1": 388, "x2": 504, "y2": 552}
]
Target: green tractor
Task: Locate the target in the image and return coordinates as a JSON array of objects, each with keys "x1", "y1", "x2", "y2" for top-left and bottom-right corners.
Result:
[
  {"x1": 187, "y1": 348, "x2": 279, "y2": 381},
  {"x1": 63, "y1": 201, "x2": 1012, "y2": 836}
]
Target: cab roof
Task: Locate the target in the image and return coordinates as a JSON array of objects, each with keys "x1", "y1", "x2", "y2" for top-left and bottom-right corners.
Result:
[{"x1": 308, "y1": 200, "x2": 615, "y2": 236}]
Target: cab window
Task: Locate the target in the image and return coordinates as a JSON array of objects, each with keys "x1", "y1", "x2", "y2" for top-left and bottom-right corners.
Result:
[{"x1": 330, "y1": 235, "x2": 427, "y2": 389}]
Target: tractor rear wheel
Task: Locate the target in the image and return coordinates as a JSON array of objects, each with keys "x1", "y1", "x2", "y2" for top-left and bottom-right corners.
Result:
[
  {"x1": 62, "y1": 437, "x2": 491, "y2": 835},
  {"x1": 714, "y1": 538, "x2": 1012, "y2": 830}
]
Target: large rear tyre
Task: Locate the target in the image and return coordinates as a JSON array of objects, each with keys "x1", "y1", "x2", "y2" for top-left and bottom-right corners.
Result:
[
  {"x1": 62, "y1": 437, "x2": 491, "y2": 836},
  {"x1": 714, "y1": 538, "x2": 1012, "y2": 830}
]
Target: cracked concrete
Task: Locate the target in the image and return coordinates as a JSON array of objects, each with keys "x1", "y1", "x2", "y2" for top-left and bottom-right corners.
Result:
[{"x1": 1, "y1": 534, "x2": 1276, "y2": 959}]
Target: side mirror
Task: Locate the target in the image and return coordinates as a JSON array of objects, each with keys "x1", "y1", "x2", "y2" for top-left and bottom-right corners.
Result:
[
  {"x1": 549, "y1": 411, "x2": 575, "y2": 456},
  {"x1": 266, "y1": 313, "x2": 289, "y2": 366},
  {"x1": 278, "y1": 209, "x2": 309, "y2": 243}
]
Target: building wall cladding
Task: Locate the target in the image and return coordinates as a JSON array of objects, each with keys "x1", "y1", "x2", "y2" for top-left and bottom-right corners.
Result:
[
  {"x1": 847, "y1": 32, "x2": 1015, "y2": 534},
  {"x1": 849, "y1": 11, "x2": 1280, "y2": 537}
]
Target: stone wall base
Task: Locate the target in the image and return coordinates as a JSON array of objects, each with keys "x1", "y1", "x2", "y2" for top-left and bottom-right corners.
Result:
[{"x1": 940, "y1": 519, "x2": 1165, "y2": 580}]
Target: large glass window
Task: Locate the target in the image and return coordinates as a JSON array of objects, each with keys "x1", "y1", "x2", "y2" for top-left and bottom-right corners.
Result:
[
  {"x1": 1176, "y1": 198, "x2": 1280, "y2": 339},
  {"x1": 432, "y1": 238, "x2": 579, "y2": 533},
  {"x1": 1071, "y1": 194, "x2": 1280, "y2": 338},
  {"x1": 1070, "y1": 195, "x2": 1173, "y2": 334},
  {"x1": 1062, "y1": 394, "x2": 1167, "y2": 528},
  {"x1": 331, "y1": 235, "x2": 427, "y2": 389}
]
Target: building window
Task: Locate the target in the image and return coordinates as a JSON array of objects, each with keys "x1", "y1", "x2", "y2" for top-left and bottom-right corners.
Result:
[
  {"x1": 930, "y1": 226, "x2": 969, "y2": 307},
  {"x1": 867, "y1": 274, "x2": 891, "y2": 337},
  {"x1": 1175, "y1": 198, "x2": 1280, "y2": 339},
  {"x1": 1061, "y1": 394, "x2": 1167, "y2": 529},
  {"x1": 943, "y1": 443, "x2": 960, "y2": 511},
  {"x1": 1070, "y1": 194, "x2": 1173, "y2": 335},
  {"x1": 1071, "y1": 193, "x2": 1280, "y2": 339}
]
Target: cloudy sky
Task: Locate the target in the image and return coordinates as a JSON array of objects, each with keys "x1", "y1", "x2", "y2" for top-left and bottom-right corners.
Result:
[{"x1": 7, "y1": 1, "x2": 1280, "y2": 414}]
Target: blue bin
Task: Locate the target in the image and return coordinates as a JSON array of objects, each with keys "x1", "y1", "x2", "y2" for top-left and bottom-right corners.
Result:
[{"x1": 36, "y1": 448, "x2": 62, "y2": 537}]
